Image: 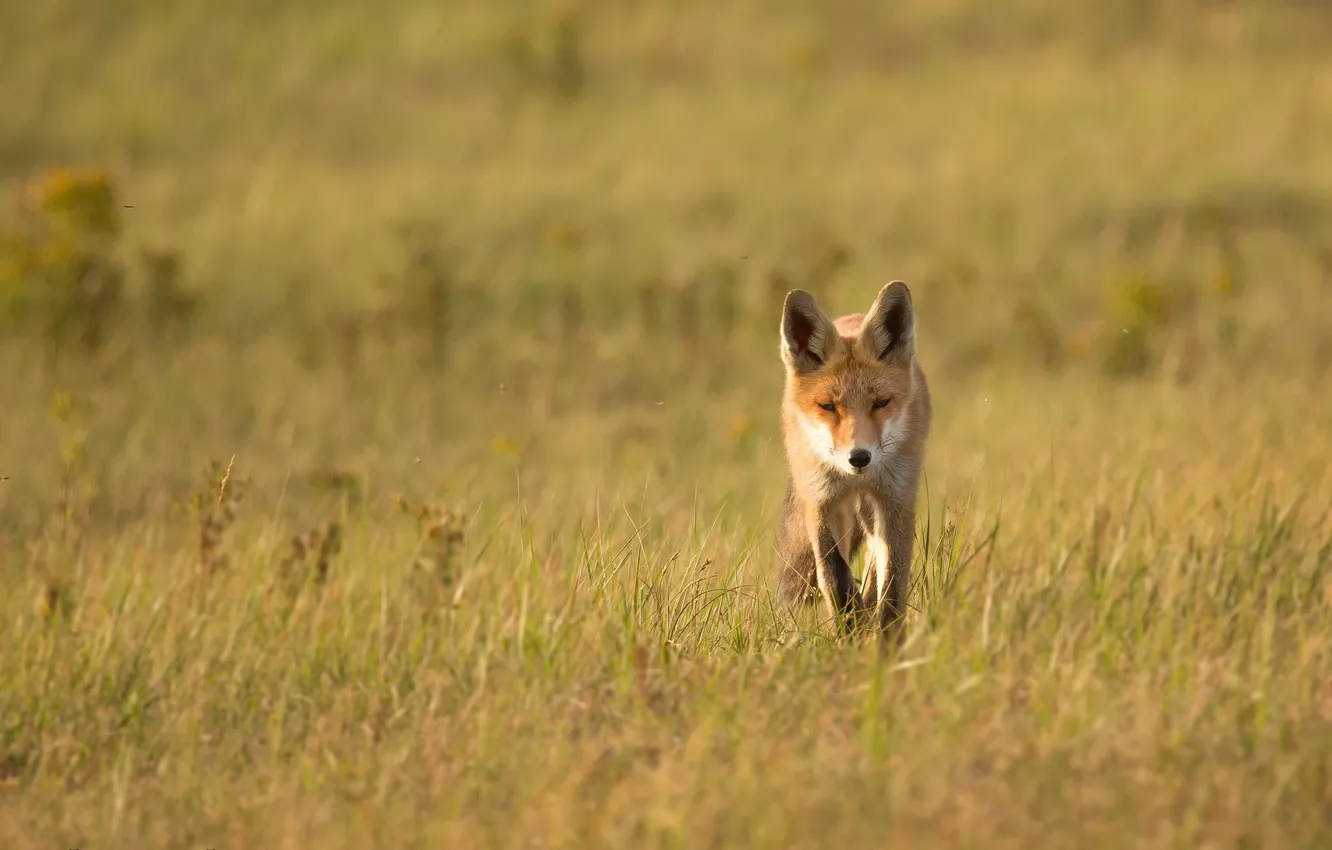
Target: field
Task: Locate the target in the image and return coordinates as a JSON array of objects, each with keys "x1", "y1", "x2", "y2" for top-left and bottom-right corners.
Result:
[{"x1": 4, "y1": 1, "x2": 1332, "y2": 847}]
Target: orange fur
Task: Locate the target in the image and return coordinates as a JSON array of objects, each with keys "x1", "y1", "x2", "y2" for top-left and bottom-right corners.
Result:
[{"x1": 776, "y1": 282, "x2": 932, "y2": 639}]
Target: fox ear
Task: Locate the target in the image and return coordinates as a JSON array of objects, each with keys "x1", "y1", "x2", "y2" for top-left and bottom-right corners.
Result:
[
  {"x1": 780, "y1": 289, "x2": 836, "y2": 374},
  {"x1": 860, "y1": 281, "x2": 915, "y2": 365}
]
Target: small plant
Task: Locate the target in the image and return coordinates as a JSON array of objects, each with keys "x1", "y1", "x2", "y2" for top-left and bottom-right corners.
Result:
[
  {"x1": 279, "y1": 520, "x2": 343, "y2": 594},
  {"x1": 302, "y1": 467, "x2": 365, "y2": 508},
  {"x1": 395, "y1": 495, "x2": 467, "y2": 598},
  {"x1": 0, "y1": 751, "x2": 25, "y2": 790},
  {"x1": 1098, "y1": 322, "x2": 1154, "y2": 378},
  {"x1": 47, "y1": 388, "x2": 98, "y2": 536},
  {"x1": 33, "y1": 576, "x2": 73, "y2": 622},
  {"x1": 1012, "y1": 297, "x2": 1066, "y2": 369},
  {"x1": 1, "y1": 166, "x2": 199, "y2": 365},
  {"x1": 1096, "y1": 272, "x2": 1194, "y2": 378},
  {"x1": 673, "y1": 276, "x2": 701, "y2": 356},
  {"x1": 191, "y1": 456, "x2": 250, "y2": 577},
  {"x1": 542, "y1": 221, "x2": 585, "y2": 254},
  {"x1": 1106, "y1": 273, "x2": 1174, "y2": 328},
  {"x1": 636, "y1": 279, "x2": 662, "y2": 335},
  {"x1": 376, "y1": 220, "x2": 456, "y2": 368},
  {"x1": 500, "y1": 6, "x2": 588, "y2": 98},
  {"x1": 139, "y1": 246, "x2": 199, "y2": 339},
  {"x1": 548, "y1": 7, "x2": 587, "y2": 96},
  {"x1": 1, "y1": 167, "x2": 126, "y2": 365},
  {"x1": 559, "y1": 286, "x2": 584, "y2": 347}
]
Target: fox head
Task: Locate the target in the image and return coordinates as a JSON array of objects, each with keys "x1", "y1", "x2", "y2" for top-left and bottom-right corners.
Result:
[{"x1": 780, "y1": 281, "x2": 919, "y2": 476}]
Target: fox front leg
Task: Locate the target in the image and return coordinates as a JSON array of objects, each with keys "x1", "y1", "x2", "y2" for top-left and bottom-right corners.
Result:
[
  {"x1": 865, "y1": 498, "x2": 914, "y2": 641},
  {"x1": 805, "y1": 506, "x2": 862, "y2": 636}
]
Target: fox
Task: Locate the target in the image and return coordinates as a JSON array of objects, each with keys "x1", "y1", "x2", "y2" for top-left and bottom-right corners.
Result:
[{"x1": 775, "y1": 280, "x2": 932, "y2": 638}]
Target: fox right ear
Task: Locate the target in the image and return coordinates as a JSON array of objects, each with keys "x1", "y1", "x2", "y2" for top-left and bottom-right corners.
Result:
[{"x1": 780, "y1": 289, "x2": 835, "y2": 374}]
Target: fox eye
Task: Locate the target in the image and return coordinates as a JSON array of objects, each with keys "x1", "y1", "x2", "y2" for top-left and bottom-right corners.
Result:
[
  {"x1": 818, "y1": 402, "x2": 837, "y2": 413},
  {"x1": 872, "y1": 398, "x2": 892, "y2": 410}
]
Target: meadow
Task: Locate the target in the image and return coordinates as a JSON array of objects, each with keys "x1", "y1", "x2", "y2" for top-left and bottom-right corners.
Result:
[{"x1": 3, "y1": 1, "x2": 1332, "y2": 846}]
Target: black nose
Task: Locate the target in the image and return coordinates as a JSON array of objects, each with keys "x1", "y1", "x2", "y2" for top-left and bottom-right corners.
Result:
[{"x1": 849, "y1": 449, "x2": 871, "y2": 469}]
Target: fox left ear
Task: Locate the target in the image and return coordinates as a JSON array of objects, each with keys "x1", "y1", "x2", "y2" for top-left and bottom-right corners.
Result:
[{"x1": 860, "y1": 281, "x2": 915, "y2": 365}]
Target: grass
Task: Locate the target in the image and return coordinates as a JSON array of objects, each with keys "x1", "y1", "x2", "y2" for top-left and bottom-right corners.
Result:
[{"x1": 3, "y1": 0, "x2": 1332, "y2": 846}]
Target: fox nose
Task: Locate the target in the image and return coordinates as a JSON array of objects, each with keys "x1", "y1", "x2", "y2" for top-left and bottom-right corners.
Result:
[{"x1": 848, "y1": 449, "x2": 872, "y2": 469}]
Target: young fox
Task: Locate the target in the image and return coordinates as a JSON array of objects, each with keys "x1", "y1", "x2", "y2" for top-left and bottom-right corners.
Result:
[{"x1": 776, "y1": 281, "x2": 932, "y2": 637}]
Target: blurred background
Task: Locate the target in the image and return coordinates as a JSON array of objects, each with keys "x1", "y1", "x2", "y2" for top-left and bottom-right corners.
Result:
[
  {"x1": 6, "y1": 4, "x2": 1332, "y2": 846},
  {"x1": 2, "y1": 0, "x2": 1331, "y2": 538}
]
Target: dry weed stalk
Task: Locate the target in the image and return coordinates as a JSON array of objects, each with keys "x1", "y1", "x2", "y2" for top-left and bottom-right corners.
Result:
[
  {"x1": 395, "y1": 495, "x2": 466, "y2": 592},
  {"x1": 34, "y1": 577, "x2": 71, "y2": 621},
  {"x1": 191, "y1": 457, "x2": 249, "y2": 577},
  {"x1": 280, "y1": 519, "x2": 343, "y2": 591}
]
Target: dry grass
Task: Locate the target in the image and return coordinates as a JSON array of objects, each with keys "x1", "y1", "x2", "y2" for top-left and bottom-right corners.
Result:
[{"x1": 3, "y1": 1, "x2": 1332, "y2": 847}]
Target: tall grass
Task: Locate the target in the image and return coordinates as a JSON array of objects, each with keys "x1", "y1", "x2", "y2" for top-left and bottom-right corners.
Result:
[{"x1": 2, "y1": 0, "x2": 1332, "y2": 847}]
